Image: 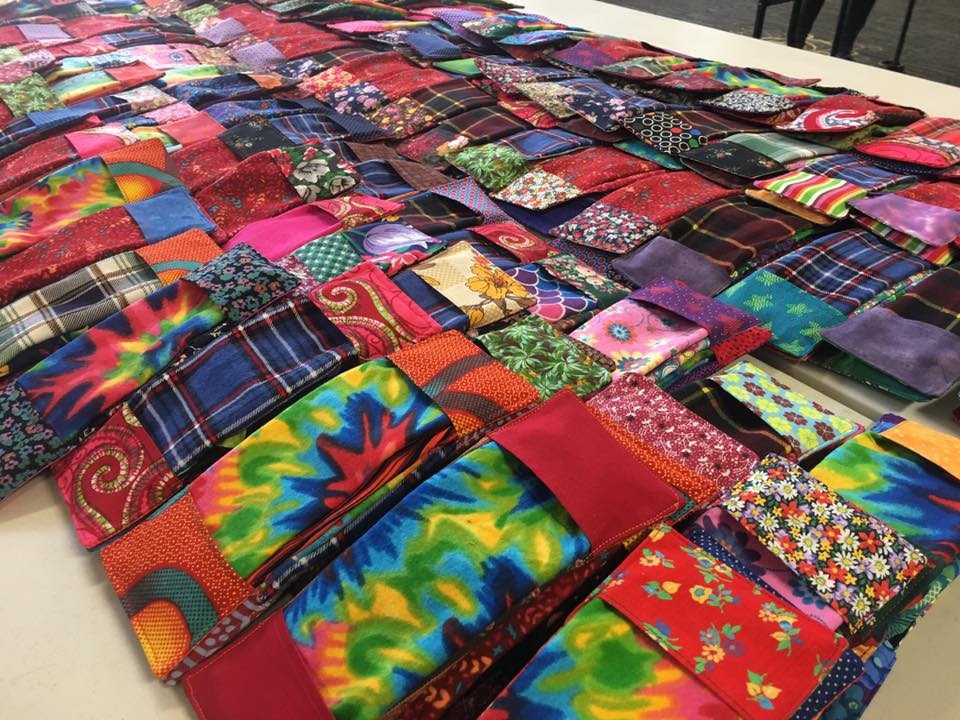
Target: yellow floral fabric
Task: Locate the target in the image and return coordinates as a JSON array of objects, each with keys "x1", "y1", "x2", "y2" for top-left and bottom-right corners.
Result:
[{"x1": 411, "y1": 241, "x2": 533, "y2": 328}]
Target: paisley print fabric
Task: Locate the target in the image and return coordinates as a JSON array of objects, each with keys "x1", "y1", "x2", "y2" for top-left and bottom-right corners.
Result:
[
  {"x1": 56, "y1": 404, "x2": 178, "y2": 549},
  {"x1": 311, "y1": 262, "x2": 441, "y2": 359},
  {"x1": 6, "y1": 6, "x2": 960, "y2": 719},
  {"x1": 471, "y1": 222, "x2": 556, "y2": 264}
]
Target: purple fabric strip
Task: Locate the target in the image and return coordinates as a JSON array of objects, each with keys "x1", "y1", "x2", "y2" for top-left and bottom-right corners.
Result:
[
  {"x1": 822, "y1": 307, "x2": 960, "y2": 397},
  {"x1": 613, "y1": 235, "x2": 732, "y2": 296},
  {"x1": 630, "y1": 277, "x2": 759, "y2": 343},
  {"x1": 850, "y1": 194, "x2": 960, "y2": 248}
]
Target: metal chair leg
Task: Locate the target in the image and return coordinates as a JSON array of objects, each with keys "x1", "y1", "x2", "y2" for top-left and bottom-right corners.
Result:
[
  {"x1": 881, "y1": 0, "x2": 917, "y2": 72},
  {"x1": 753, "y1": 0, "x2": 768, "y2": 38}
]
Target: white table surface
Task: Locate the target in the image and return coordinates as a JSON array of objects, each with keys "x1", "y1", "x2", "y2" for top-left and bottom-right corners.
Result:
[{"x1": 3, "y1": 2, "x2": 960, "y2": 718}]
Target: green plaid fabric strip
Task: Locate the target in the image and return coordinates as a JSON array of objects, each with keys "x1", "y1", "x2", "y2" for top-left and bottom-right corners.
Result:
[{"x1": 726, "y1": 132, "x2": 835, "y2": 164}]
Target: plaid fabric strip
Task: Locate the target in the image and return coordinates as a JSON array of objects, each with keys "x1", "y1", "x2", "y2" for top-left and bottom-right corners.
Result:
[
  {"x1": 887, "y1": 265, "x2": 960, "y2": 335},
  {"x1": 768, "y1": 229, "x2": 935, "y2": 314},
  {"x1": 499, "y1": 128, "x2": 593, "y2": 159},
  {"x1": 665, "y1": 196, "x2": 813, "y2": 277},
  {"x1": 410, "y1": 78, "x2": 492, "y2": 118},
  {"x1": 441, "y1": 105, "x2": 530, "y2": 142},
  {"x1": 0, "y1": 251, "x2": 161, "y2": 366},
  {"x1": 271, "y1": 112, "x2": 349, "y2": 144},
  {"x1": 395, "y1": 190, "x2": 482, "y2": 235},
  {"x1": 129, "y1": 295, "x2": 355, "y2": 475},
  {"x1": 726, "y1": 131, "x2": 834, "y2": 164},
  {"x1": 354, "y1": 160, "x2": 413, "y2": 198},
  {"x1": 801, "y1": 153, "x2": 915, "y2": 192}
]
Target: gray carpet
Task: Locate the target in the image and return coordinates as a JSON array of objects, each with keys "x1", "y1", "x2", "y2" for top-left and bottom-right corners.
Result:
[{"x1": 606, "y1": 0, "x2": 959, "y2": 87}]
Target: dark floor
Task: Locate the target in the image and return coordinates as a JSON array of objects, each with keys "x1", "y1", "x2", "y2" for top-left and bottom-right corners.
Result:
[{"x1": 606, "y1": 0, "x2": 959, "y2": 87}]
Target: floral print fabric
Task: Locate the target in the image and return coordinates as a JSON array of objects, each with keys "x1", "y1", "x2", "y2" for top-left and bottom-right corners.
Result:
[
  {"x1": 411, "y1": 241, "x2": 533, "y2": 328},
  {"x1": 599, "y1": 524, "x2": 849, "y2": 720},
  {"x1": 571, "y1": 297, "x2": 710, "y2": 375},
  {"x1": 483, "y1": 594, "x2": 739, "y2": 720},
  {"x1": 723, "y1": 455, "x2": 929, "y2": 635},
  {"x1": 478, "y1": 314, "x2": 611, "y2": 400},
  {"x1": 185, "y1": 244, "x2": 299, "y2": 324},
  {"x1": 270, "y1": 143, "x2": 358, "y2": 202},
  {"x1": 710, "y1": 361, "x2": 861, "y2": 458},
  {"x1": 552, "y1": 201, "x2": 659, "y2": 253},
  {"x1": 588, "y1": 373, "x2": 759, "y2": 502},
  {"x1": 492, "y1": 167, "x2": 582, "y2": 210},
  {"x1": 692, "y1": 507, "x2": 847, "y2": 630},
  {"x1": 537, "y1": 252, "x2": 629, "y2": 307}
]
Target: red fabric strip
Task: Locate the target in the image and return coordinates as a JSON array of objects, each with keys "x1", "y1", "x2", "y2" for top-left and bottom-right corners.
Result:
[
  {"x1": 184, "y1": 613, "x2": 334, "y2": 720},
  {"x1": 490, "y1": 389, "x2": 681, "y2": 550}
]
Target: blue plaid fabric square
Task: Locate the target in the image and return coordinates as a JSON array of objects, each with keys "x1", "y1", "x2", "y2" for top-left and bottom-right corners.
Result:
[
  {"x1": 129, "y1": 295, "x2": 355, "y2": 475},
  {"x1": 803, "y1": 153, "x2": 915, "y2": 192},
  {"x1": 768, "y1": 229, "x2": 934, "y2": 314}
]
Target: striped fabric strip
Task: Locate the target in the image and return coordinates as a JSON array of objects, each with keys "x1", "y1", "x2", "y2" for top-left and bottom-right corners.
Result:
[
  {"x1": 756, "y1": 170, "x2": 867, "y2": 218},
  {"x1": 855, "y1": 215, "x2": 957, "y2": 266}
]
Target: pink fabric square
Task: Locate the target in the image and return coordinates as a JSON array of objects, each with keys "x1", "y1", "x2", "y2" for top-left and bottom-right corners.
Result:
[
  {"x1": 225, "y1": 204, "x2": 343, "y2": 260},
  {"x1": 570, "y1": 298, "x2": 709, "y2": 375}
]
